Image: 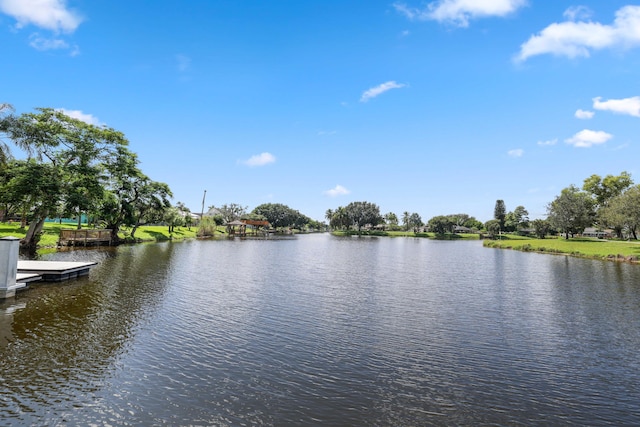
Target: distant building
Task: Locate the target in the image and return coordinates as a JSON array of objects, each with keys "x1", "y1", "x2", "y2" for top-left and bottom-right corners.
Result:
[
  {"x1": 582, "y1": 227, "x2": 612, "y2": 239},
  {"x1": 453, "y1": 225, "x2": 471, "y2": 233}
]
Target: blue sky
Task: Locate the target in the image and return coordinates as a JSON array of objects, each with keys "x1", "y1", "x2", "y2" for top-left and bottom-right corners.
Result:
[{"x1": 2, "y1": 0, "x2": 640, "y2": 222}]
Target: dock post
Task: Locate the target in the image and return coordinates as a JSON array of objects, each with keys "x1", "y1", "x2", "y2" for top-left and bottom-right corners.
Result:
[{"x1": 0, "y1": 237, "x2": 25, "y2": 300}]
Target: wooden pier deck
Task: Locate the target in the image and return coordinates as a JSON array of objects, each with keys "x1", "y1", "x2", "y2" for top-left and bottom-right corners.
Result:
[
  {"x1": 17, "y1": 261, "x2": 97, "y2": 282},
  {"x1": 58, "y1": 229, "x2": 112, "y2": 247}
]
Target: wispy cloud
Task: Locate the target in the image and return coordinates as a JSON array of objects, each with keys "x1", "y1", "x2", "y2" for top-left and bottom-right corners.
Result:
[
  {"x1": 1, "y1": 0, "x2": 83, "y2": 54},
  {"x1": 537, "y1": 138, "x2": 557, "y2": 146},
  {"x1": 29, "y1": 33, "x2": 79, "y2": 55},
  {"x1": 242, "y1": 152, "x2": 276, "y2": 167},
  {"x1": 323, "y1": 185, "x2": 350, "y2": 197},
  {"x1": 57, "y1": 108, "x2": 103, "y2": 126},
  {"x1": 575, "y1": 109, "x2": 594, "y2": 119},
  {"x1": 565, "y1": 129, "x2": 612, "y2": 148},
  {"x1": 29, "y1": 33, "x2": 67, "y2": 49},
  {"x1": 360, "y1": 81, "x2": 406, "y2": 102},
  {"x1": 176, "y1": 54, "x2": 191, "y2": 72},
  {"x1": 516, "y1": 5, "x2": 640, "y2": 62},
  {"x1": 593, "y1": 96, "x2": 640, "y2": 118},
  {"x1": 507, "y1": 149, "x2": 524, "y2": 158},
  {"x1": 0, "y1": 0, "x2": 83, "y2": 32},
  {"x1": 394, "y1": 0, "x2": 527, "y2": 27},
  {"x1": 563, "y1": 5, "x2": 592, "y2": 22}
]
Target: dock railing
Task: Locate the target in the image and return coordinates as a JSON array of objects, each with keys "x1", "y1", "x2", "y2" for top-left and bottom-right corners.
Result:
[{"x1": 58, "y1": 229, "x2": 112, "y2": 247}]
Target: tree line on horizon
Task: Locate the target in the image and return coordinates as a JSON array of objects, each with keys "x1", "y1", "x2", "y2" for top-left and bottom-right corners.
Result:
[
  {"x1": 3, "y1": 105, "x2": 638, "y2": 249},
  {"x1": 322, "y1": 171, "x2": 640, "y2": 241}
]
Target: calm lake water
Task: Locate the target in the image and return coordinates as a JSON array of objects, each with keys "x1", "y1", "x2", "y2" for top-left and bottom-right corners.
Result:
[{"x1": 1, "y1": 234, "x2": 640, "y2": 425}]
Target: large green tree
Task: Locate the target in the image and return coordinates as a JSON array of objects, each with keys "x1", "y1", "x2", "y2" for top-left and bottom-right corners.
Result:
[
  {"x1": 0, "y1": 160, "x2": 61, "y2": 247},
  {"x1": 583, "y1": 171, "x2": 634, "y2": 236},
  {"x1": 252, "y1": 203, "x2": 309, "y2": 229},
  {"x1": 531, "y1": 219, "x2": 551, "y2": 239},
  {"x1": 96, "y1": 145, "x2": 172, "y2": 243},
  {"x1": 428, "y1": 215, "x2": 454, "y2": 235},
  {"x1": 583, "y1": 171, "x2": 633, "y2": 209},
  {"x1": 345, "y1": 201, "x2": 383, "y2": 232},
  {"x1": 547, "y1": 185, "x2": 595, "y2": 239},
  {"x1": 599, "y1": 185, "x2": 640, "y2": 239},
  {"x1": 504, "y1": 205, "x2": 529, "y2": 232},
  {"x1": 0, "y1": 108, "x2": 130, "y2": 249}
]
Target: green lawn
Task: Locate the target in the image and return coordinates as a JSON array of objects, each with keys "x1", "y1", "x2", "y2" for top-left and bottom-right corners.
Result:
[
  {"x1": 0, "y1": 222, "x2": 202, "y2": 252},
  {"x1": 484, "y1": 235, "x2": 640, "y2": 261}
]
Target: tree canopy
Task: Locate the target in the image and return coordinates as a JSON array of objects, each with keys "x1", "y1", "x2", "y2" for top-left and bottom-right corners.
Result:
[
  {"x1": 0, "y1": 107, "x2": 173, "y2": 248},
  {"x1": 252, "y1": 203, "x2": 310, "y2": 229},
  {"x1": 547, "y1": 185, "x2": 595, "y2": 239},
  {"x1": 326, "y1": 201, "x2": 382, "y2": 232}
]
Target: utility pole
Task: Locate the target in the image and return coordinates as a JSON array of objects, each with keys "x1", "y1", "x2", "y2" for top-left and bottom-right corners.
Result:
[{"x1": 200, "y1": 190, "x2": 207, "y2": 224}]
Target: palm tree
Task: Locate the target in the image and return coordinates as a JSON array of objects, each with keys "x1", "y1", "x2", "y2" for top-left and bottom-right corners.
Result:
[
  {"x1": 402, "y1": 211, "x2": 410, "y2": 231},
  {"x1": 325, "y1": 209, "x2": 334, "y2": 225}
]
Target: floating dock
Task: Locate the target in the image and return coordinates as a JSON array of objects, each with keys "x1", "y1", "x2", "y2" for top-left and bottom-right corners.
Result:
[
  {"x1": 17, "y1": 272, "x2": 42, "y2": 284},
  {"x1": 17, "y1": 261, "x2": 97, "y2": 282},
  {"x1": 1, "y1": 237, "x2": 99, "y2": 300}
]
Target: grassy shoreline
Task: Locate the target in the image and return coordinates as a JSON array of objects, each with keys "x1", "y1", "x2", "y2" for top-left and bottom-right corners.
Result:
[
  {"x1": 0, "y1": 222, "x2": 203, "y2": 253},
  {"x1": 5, "y1": 222, "x2": 640, "y2": 264},
  {"x1": 483, "y1": 235, "x2": 640, "y2": 263},
  {"x1": 331, "y1": 230, "x2": 481, "y2": 240}
]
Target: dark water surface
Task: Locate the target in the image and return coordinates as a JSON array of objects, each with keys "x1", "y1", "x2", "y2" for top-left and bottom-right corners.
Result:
[{"x1": 1, "y1": 234, "x2": 640, "y2": 425}]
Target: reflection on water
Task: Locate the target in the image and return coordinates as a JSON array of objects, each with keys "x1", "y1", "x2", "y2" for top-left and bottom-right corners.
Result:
[{"x1": 1, "y1": 236, "x2": 640, "y2": 425}]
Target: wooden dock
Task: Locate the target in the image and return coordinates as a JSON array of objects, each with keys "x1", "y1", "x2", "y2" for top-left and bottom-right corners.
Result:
[
  {"x1": 17, "y1": 261, "x2": 97, "y2": 282},
  {"x1": 58, "y1": 229, "x2": 112, "y2": 247}
]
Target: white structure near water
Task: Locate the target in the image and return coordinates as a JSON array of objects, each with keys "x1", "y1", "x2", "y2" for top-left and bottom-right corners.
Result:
[
  {"x1": 0, "y1": 237, "x2": 26, "y2": 299},
  {"x1": 1, "y1": 236, "x2": 98, "y2": 300}
]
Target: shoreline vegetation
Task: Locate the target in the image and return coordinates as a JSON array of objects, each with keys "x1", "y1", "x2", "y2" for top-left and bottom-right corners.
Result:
[
  {"x1": 0, "y1": 221, "x2": 203, "y2": 254},
  {"x1": 3, "y1": 222, "x2": 640, "y2": 265},
  {"x1": 483, "y1": 234, "x2": 640, "y2": 263}
]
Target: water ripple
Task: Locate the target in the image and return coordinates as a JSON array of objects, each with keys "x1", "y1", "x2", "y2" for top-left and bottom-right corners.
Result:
[{"x1": 2, "y1": 237, "x2": 640, "y2": 425}]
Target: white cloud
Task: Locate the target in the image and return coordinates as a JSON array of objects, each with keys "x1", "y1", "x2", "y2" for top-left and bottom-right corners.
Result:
[
  {"x1": 29, "y1": 33, "x2": 68, "y2": 50},
  {"x1": 323, "y1": 185, "x2": 350, "y2": 197},
  {"x1": 360, "y1": 81, "x2": 406, "y2": 102},
  {"x1": 575, "y1": 109, "x2": 594, "y2": 119},
  {"x1": 565, "y1": 129, "x2": 612, "y2": 148},
  {"x1": 516, "y1": 5, "x2": 640, "y2": 62},
  {"x1": 507, "y1": 148, "x2": 523, "y2": 157},
  {"x1": 394, "y1": 0, "x2": 527, "y2": 27},
  {"x1": 243, "y1": 152, "x2": 276, "y2": 167},
  {"x1": 28, "y1": 33, "x2": 79, "y2": 54},
  {"x1": 0, "y1": 0, "x2": 83, "y2": 32},
  {"x1": 593, "y1": 96, "x2": 640, "y2": 117},
  {"x1": 57, "y1": 108, "x2": 103, "y2": 126},
  {"x1": 563, "y1": 6, "x2": 592, "y2": 22},
  {"x1": 537, "y1": 138, "x2": 557, "y2": 146}
]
